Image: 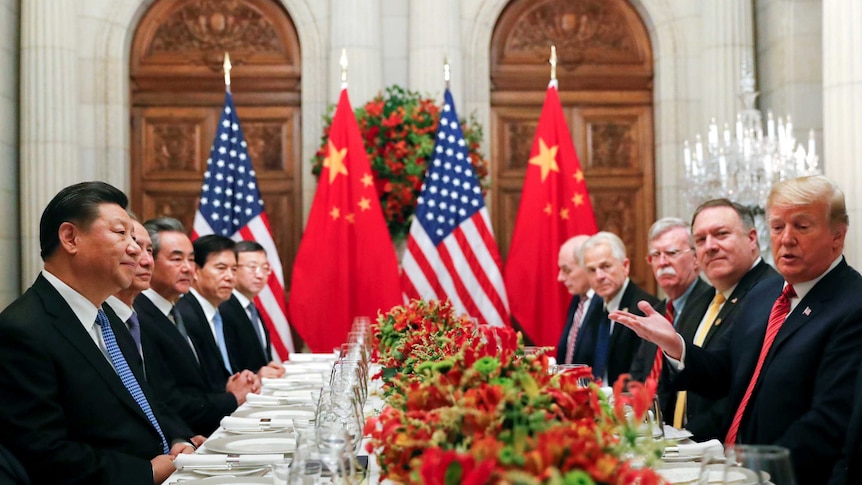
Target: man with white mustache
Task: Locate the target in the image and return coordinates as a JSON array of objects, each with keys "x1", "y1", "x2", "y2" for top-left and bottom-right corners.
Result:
[{"x1": 631, "y1": 218, "x2": 711, "y2": 424}]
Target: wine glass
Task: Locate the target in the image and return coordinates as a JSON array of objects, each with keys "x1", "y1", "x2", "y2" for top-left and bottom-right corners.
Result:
[{"x1": 725, "y1": 444, "x2": 796, "y2": 485}]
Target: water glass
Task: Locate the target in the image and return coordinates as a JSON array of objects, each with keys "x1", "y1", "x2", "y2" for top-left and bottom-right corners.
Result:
[
  {"x1": 725, "y1": 444, "x2": 796, "y2": 485},
  {"x1": 271, "y1": 459, "x2": 291, "y2": 485}
]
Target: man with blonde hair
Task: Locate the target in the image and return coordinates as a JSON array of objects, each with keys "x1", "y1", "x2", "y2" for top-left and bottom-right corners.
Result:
[{"x1": 613, "y1": 176, "x2": 862, "y2": 484}]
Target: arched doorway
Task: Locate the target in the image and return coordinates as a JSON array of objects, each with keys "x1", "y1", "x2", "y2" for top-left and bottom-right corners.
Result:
[
  {"x1": 490, "y1": 0, "x2": 656, "y2": 293},
  {"x1": 129, "y1": 0, "x2": 302, "y2": 291}
]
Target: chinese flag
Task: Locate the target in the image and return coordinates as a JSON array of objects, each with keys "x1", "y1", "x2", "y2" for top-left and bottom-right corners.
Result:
[
  {"x1": 289, "y1": 88, "x2": 402, "y2": 352},
  {"x1": 503, "y1": 82, "x2": 597, "y2": 348}
]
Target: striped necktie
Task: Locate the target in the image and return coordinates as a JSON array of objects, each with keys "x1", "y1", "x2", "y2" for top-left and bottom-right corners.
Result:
[
  {"x1": 725, "y1": 284, "x2": 796, "y2": 444},
  {"x1": 564, "y1": 296, "x2": 587, "y2": 364},
  {"x1": 95, "y1": 309, "x2": 169, "y2": 453}
]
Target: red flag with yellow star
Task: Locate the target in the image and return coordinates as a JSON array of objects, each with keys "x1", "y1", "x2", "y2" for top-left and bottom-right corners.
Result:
[
  {"x1": 503, "y1": 81, "x2": 597, "y2": 348},
  {"x1": 289, "y1": 88, "x2": 402, "y2": 352}
]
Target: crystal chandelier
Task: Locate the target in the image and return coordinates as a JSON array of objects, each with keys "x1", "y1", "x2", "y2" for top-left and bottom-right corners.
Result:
[{"x1": 682, "y1": 59, "x2": 821, "y2": 213}]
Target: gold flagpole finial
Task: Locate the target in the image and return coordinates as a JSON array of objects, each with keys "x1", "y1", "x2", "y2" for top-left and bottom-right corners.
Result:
[
  {"x1": 223, "y1": 52, "x2": 232, "y2": 91},
  {"x1": 443, "y1": 55, "x2": 450, "y2": 88},
  {"x1": 340, "y1": 49, "x2": 348, "y2": 84},
  {"x1": 549, "y1": 45, "x2": 557, "y2": 82}
]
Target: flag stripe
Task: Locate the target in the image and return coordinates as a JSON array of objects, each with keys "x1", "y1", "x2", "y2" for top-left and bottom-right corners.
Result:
[{"x1": 401, "y1": 88, "x2": 510, "y2": 327}]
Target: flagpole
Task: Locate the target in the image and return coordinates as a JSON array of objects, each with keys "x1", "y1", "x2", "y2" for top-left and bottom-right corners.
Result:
[
  {"x1": 340, "y1": 49, "x2": 348, "y2": 88},
  {"x1": 223, "y1": 52, "x2": 232, "y2": 93},
  {"x1": 443, "y1": 56, "x2": 450, "y2": 90},
  {"x1": 549, "y1": 45, "x2": 558, "y2": 89}
]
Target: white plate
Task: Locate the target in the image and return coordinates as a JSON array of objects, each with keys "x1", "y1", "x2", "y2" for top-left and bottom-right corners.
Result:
[
  {"x1": 178, "y1": 477, "x2": 271, "y2": 484},
  {"x1": 269, "y1": 390, "x2": 317, "y2": 401},
  {"x1": 223, "y1": 426, "x2": 290, "y2": 435},
  {"x1": 233, "y1": 406, "x2": 316, "y2": 421},
  {"x1": 661, "y1": 463, "x2": 763, "y2": 484},
  {"x1": 204, "y1": 434, "x2": 297, "y2": 455},
  {"x1": 191, "y1": 466, "x2": 268, "y2": 477}
]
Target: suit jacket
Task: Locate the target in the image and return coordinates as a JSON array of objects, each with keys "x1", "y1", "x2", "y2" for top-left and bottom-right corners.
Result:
[
  {"x1": 571, "y1": 281, "x2": 660, "y2": 385},
  {"x1": 134, "y1": 294, "x2": 238, "y2": 436},
  {"x1": 556, "y1": 294, "x2": 588, "y2": 364},
  {"x1": 629, "y1": 277, "x2": 713, "y2": 421},
  {"x1": 830, "y1": 358, "x2": 862, "y2": 485},
  {"x1": 675, "y1": 259, "x2": 862, "y2": 485},
  {"x1": 677, "y1": 259, "x2": 777, "y2": 440},
  {"x1": 175, "y1": 293, "x2": 234, "y2": 391},
  {"x1": 220, "y1": 294, "x2": 272, "y2": 372},
  {"x1": 0, "y1": 275, "x2": 175, "y2": 484}
]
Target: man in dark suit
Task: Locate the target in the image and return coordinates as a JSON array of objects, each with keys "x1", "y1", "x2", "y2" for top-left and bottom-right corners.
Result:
[
  {"x1": 555, "y1": 235, "x2": 595, "y2": 364},
  {"x1": 0, "y1": 182, "x2": 193, "y2": 484},
  {"x1": 572, "y1": 231, "x2": 659, "y2": 385},
  {"x1": 136, "y1": 217, "x2": 257, "y2": 436},
  {"x1": 675, "y1": 199, "x2": 777, "y2": 440},
  {"x1": 630, "y1": 218, "x2": 712, "y2": 423},
  {"x1": 614, "y1": 176, "x2": 862, "y2": 484},
  {"x1": 176, "y1": 234, "x2": 260, "y2": 395},
  {"x1": 220, "y1": 240, "x2": 285, "y2": 377}
]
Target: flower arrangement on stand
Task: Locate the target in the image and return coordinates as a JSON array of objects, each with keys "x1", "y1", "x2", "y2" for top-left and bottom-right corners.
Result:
[
  {"x1": 365, "y1": 299, "x2": 668, "y2": 485},
  {"x1": 312, "y1": 86, "x2": 490, "y2": 243}
]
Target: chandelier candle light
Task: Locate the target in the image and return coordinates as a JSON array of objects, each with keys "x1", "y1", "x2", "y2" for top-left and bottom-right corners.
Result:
[{"x1": 683, "y1": 59, "x2": 821, "y2": 212}]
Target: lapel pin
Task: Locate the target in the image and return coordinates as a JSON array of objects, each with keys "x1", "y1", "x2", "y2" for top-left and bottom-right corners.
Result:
[
  {"x1": 714, "y1": 318, "x2": 722, "y2": 326},
  {"x1": 731, "y1": 298, "x2": 738, "y2": 304},
  {"x1": 803, "y1": 307, "x2": 812, "y2": 316}
]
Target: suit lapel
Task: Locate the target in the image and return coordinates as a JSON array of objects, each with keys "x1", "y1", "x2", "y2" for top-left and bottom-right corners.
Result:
[{"x1": 34, "y1": 277, "x2": 148, "y2": 422}]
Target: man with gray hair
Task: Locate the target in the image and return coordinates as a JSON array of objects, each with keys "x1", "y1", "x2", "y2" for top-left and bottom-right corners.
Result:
[
  {"x1": 571, "y1": 231, "x2": 659, "y2": 384},
  {"x1": 555, "y1": 235, "x2": 598, "y2": 364},
  {"x1": 631, "y1": 218, "x2": 712, "y2": 420}
]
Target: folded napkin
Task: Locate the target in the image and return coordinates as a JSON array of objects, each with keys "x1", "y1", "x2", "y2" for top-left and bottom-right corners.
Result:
[
  {"x1": 671, "y1": 439, "x2": 723, "y2": 457},
  {"x1": 262, "y1": 377, "x2": 324, "y2": 389},
  {"x1": 220, "y1": 416, "x2": 293, "y2": 431},
  {"x1": 287, "y1": 353, "x2": 335, "y2": 363},
  {"x1": 246, "y1": 393, "x2": 303, "y2": 406},
  {"x1": 174, "y1": 453, "x2": 284, "y2": 470}
]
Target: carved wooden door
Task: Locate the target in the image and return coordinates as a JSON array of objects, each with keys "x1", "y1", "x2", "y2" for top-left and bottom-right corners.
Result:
[
  {"x1": 130, "y1": 0, "x2": 302, "y2": 289},
  {"x1": 490, "y1": 0, "x2": 656, "y2": 293}
]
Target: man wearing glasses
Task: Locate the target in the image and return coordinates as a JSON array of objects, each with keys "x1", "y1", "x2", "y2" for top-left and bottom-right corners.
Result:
[{"x1": 220, "y1": 241, "x2": 286, "y2": 378}]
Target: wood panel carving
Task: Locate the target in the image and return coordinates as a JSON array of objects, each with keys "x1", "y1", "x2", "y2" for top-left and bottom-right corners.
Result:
[
  {"x1": 588, "y1": 120, "x2": 636, "y2": 170},
  {"x1": 130, "y1": 0, "x2": 302, "y2": 297},
  {"x1": 491, "y1": 0, "x2": 652, "y2": 90},
  {"x1": 490, "y1": 0, "x2": 656, "y2": 294}
]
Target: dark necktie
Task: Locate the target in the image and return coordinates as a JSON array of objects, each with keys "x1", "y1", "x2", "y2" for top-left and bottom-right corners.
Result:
[
  {"x1": 247, "y1": 302, "x2": 266, "y2": 353},
  {"x1": 95, "y1": 309, "x2": 169, "y2": 453},
  {"x1": 170, "y1": 305, "x2": 198, "y2": 363},
  {"x1": 126, "y1": 312, "x2": 142, "y2": 357},
  {"x1": 726, "y1": 284, "x2": 796, "y2": 444},
  {"x1": 593, "y1": 310, "x2": 611, "y2": 383}
]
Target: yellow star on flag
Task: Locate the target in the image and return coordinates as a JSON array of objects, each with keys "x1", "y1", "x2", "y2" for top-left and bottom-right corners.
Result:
[
  {"x1": 345, "y1": 213, "x2": 355, "y2": 224},
  {"x1": 543, "y1": 203, "x2": 553, "y2": 215},
  {"x1": 358, "y1": 197, "x2": 371, "y2": 211},
  {"x1": 329, "y1": 206, "x2": 340, "y2": 219},
  {"x1": 573, "y1": 169, "x2": 584, "y2": 183},
  {"x1": 361, "y1": 173, "x2": 374, "y2": 188},
  {"x1": 323, "y1": 140, "x2": 348, "y2": 183},
  {"x1": 528, "y1": 139, "x2": 559, "y2": 182},
  {"x1": 560, "y1": 208, "x2": 570, "y2": 220},
  {"x1": 572, "y1": 192, "x2": 585, "y2": 207}
]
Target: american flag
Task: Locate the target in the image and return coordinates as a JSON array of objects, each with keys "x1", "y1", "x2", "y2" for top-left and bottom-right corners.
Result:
[
  {"x1": 401, "y1": 89, "x2": 510, "y2": 327},
  {"x1": 192, "y1": 91, "x2": 295, "y2": 357}
]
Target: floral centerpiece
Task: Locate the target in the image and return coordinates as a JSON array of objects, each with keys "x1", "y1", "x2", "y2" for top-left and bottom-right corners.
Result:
[
  {"x1": 366, "y1": 299, "x2": 667, "y2": 485},
  {"x1": 312, "y1": 86, "x2": 490, "y2": 242}
]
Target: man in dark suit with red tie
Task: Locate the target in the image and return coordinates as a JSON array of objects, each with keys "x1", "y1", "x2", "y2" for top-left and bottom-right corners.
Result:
[
  {"x1": 0, "y1": 182, "x2": 193, "y2": 484},
  {"x1": 572, "y1": 231, "x2": 659, "y2": 385},
  {"x1": 614, "y1": 176, "x2": 862, "y2": 484},
  {"x1": 629, "y1": 217, "x2": 711, "y2": 422},
  {"x1": 555, "y1": 235, "x2": 596, "y2": 365},
  {"x1": 220, "y1": 240, "x2": 285, "y2": 378}
]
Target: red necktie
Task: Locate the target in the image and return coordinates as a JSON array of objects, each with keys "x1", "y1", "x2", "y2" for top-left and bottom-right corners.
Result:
[
  {"x1": 647, "y1": 299, "x2": 674, "y2": 384},
  {"x1": 725, "y1": 284, "x2": 796, "y2": 444},
  {"x1": 564, "y1": 296, "x2": 588, "y2": 364}
]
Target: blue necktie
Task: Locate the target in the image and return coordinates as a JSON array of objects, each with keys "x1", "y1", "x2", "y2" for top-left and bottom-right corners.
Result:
[
  {"x1": 593, "y1": 311, "x2": 611, "y2": 382},
  {"x1": 246, "y1": 302, "x2": 266, "y2": 353},
  {"x1": 213, "y1": 311, "x2": 232, "y2": 374},
  {"x1": 126, "y1": 312, "x2": 142, "y2": 357},
  {"x1": 95, "y1": 309, "x2": 169, "y2": 454}
]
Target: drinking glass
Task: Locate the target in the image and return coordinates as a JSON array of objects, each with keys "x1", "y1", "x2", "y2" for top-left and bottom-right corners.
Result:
[
  {"x1": 697, "y1": 447, "x2": 725, "y2": 485},
  {"x1": 725, "y1": 444, "x2": 796, "y2": 485},
  {"x1": 317, "y1": 426, "x2": 358, "y2": 484},
  {"x1": 288, "y1": 431, "x2": 323, "y2": 485},
  {"x1": 271, "y1": 459, "x2": 292, "y2": 485}
]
